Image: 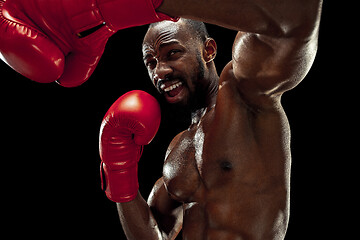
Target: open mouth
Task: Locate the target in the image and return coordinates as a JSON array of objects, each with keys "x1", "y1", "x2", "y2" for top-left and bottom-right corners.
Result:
[
  {"x1": 158, "y1": 80, "x2": 185, "y2": 102},
  {"x1": 161, "y1": 81, "x2": 183, "y2": 96}
]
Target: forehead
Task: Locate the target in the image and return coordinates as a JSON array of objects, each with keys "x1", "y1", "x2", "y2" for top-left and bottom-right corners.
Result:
[{"x1": 142, "y1": 20, "x2": 190, "y2": 53}]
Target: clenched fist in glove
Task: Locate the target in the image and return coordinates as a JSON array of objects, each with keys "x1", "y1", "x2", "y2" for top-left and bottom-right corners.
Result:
[
  {"x1": 0, "y1": 0, "x2": 177, "y2": 87},
  {"x1": 99, "y1": 90, "x2": 161, "y2": 202}
]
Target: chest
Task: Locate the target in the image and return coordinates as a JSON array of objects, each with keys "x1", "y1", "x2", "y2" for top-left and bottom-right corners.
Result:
[
  {"x1": 162, "y1": 124, "x2": 204, "y2": 203},
  {"x1": 162, "y1": 107, "x2": 249, "y2": 203}
]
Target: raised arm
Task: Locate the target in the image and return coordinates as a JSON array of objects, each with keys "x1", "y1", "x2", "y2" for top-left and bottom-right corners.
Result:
[
  {"x1": 159, "y1": 0, "x2": 323, "y2": 107},
  {"x1": 159, "y1": 0, "x2": 322, "y2": 37}
]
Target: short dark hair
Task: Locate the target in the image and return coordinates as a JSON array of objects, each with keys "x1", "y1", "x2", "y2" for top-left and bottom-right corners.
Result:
[
  {"x1": 149, "y1": 18, "x2": 209, "y2": 42},
  {"x1": 181, "y1": 19, "x2": 209, "y2": 42}
]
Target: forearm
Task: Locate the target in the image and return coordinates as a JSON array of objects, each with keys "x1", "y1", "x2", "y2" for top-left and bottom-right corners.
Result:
[
  {"x1": 116, "y1": 192, "x2": 163, "y2": 240},
  {"x1": 159, "y1": 0, "x2": 322, "y2": 37}
]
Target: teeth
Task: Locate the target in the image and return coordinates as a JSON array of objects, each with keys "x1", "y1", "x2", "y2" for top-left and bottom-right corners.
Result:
[{"x1": 161, "y1": 82, "x2": 183, "y2": 92}]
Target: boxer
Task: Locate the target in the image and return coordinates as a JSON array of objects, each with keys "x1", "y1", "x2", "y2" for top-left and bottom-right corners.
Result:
[
  {"x1": 0, "y1": 0, "x2": 177, "y2": 87},
  {"x1": 100, "y1": 0, "x2": 323, "y2": 239}
]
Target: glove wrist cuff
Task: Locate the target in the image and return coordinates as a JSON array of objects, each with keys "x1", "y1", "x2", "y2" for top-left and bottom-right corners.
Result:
[{"x1": 100, "y1": 162, "x2": 139, "y2": 203}]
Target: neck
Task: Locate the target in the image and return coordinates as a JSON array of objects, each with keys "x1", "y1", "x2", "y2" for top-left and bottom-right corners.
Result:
[{"x1": 190, "y1": 70, "x2": 219, "y2": 125}]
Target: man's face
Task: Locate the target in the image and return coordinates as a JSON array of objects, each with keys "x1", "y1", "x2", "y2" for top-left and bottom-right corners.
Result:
[{"x1": 142, "y1": 20, "x2": 205, "y2": 106}]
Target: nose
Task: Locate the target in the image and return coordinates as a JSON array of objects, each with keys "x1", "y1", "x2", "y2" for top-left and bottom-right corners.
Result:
[{"x1": 153, "y1": 61, "x2": 173, "y2": 86}]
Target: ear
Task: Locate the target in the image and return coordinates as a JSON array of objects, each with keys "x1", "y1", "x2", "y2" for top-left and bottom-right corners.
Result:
[{"x1": 203, "y1": 38, "x2": 217, "y2": 63}]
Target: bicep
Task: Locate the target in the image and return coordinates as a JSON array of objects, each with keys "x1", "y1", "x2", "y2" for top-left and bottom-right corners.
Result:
[
  {"x1": 148, "y1": 178, "x2": 183, "y2": 240},
  {"x1": 231, "y1": 31, "x2": 318, "y2": 102}
]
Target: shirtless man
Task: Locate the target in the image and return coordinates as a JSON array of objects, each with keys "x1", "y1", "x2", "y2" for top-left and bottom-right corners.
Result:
[{"x1": 99, "y1": 0, "x2": 323, "y2": 239}]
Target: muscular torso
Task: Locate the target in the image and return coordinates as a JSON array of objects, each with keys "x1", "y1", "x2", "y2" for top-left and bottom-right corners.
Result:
[{"x1": 163, "y1": 66, "x2": 292, "y2": 240}]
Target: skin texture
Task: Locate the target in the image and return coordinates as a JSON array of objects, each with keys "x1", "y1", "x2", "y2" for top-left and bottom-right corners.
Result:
[{"x1": 116, "y1": 1, "x2": 323, "y2": 239}]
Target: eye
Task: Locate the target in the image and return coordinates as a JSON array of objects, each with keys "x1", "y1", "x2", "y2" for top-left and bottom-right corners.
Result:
[
  {"x1": 145, "y1": 59, "x2": 157, "y2": 69},
  {"x1": 168, "y1": 49, "x2": 181, "y2": 58}
]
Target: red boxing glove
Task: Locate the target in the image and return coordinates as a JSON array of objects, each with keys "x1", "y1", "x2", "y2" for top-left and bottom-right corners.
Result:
[
  {"x1": 0, "y1": 0, "x2": 177, "y2": 87},
  {"x1": 99, "y1": 90, "x2": 161, "y2": 202}
]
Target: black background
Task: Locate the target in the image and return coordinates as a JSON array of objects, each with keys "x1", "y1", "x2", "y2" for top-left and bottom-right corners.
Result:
[{"x1": 2, "y1": 2, "x2": 351, "y2": 239}]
